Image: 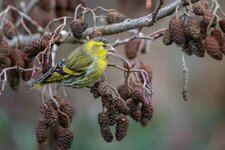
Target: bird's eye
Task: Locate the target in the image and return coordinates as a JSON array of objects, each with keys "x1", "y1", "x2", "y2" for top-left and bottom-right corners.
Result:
[{"x1": 102, "y1": 44, "x2": 107, "y2": 49}]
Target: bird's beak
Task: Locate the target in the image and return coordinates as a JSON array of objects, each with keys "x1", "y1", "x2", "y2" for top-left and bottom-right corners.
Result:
[{"x1": 108, "y1": 46, "x2": 116, "y2": 52}]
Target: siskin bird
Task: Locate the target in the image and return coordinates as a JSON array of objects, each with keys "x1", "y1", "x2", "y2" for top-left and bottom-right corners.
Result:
[{"x1": 30, "y1": 37, "x2": 112, "y2": 89}]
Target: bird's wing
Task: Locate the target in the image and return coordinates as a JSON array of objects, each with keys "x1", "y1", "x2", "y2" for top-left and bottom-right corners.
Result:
[{"x1": 30, "y1": 45, "x2": 93, "y2": 88}]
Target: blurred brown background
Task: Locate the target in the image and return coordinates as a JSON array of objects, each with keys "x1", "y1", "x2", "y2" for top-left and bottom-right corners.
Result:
[{"x1": 0, "y1": 0, "x2": 225, "y2": 150}]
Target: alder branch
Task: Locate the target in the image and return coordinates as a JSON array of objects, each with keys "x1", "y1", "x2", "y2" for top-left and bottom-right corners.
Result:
[{"x1": 9, "y1": 0, "x2": 199, "y2": 45}]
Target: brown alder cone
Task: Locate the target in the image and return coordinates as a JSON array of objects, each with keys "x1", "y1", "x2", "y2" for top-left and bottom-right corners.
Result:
[
  {"x1": 100, "y1": 127, "x2": 113, "y2": 142},
  {"x1": 101, "y1": 94, "x2": 112, "y2": 108},
  {"x1": 186, "y1": 16, "x2": 201, "y2": 39},
  {"x1": 8, "y1": 48, "x2": 26, "y2": 68},
  {"x1": 70, "y1": 19, "x2": 88, "y2": 39},
  {"x1": 43, "y1": 106, "x2": 58, "y2": 126},
  {"x1": 0, "y1": 55, "x2": 11, "y2": 72},
  {"x1": 36, "y1": 120, "x2": 48, "y2": 144},
  {"x1": 221, "y1": 36, "x2": 225, "y2": 54},
  {"x1": 202, "y1": 36, "x2": 223, "y2": 60},
  {"x1": 98, "y1": 112, "x2": 110, "y2": 128},
  {"x1": 140, "y1": 102, "x2": 153, "y2": 127},
  {"x1": 3, "y1": 22, "x2": 16, "y2": 40},
  {"x1": 39, "y1": 0, "x2": 55, "y2": 11},
  {"x1": 56, "y1": 0, "x2": 68, "y2": 9},
  {"x1": 58, "y1": 101, "x2": 75, "y2": 128},
  {"x1": 115, "y1": 115, "x2": 129, "y2": 141},
  {"x1": 132, "y1": 86, "x2": 145, "y2": 103},
  {"x1": 0, "y1": 40, "x2": 10, "y2": 55},
  {"x1": 108, "y1": 112, "x2": 118, "y2": 126},
  {"x1": 200, "y1": 20, "x2": 208, "y2": 34},
  {"x1": 182, "y1": 41, "x2": 193, "y2": 56},
  {"x1": 67, "y1": 0, "x2": 77, "y2": 11},
  {"x1": 24, "y1": 40, "x2": 46, "y2": 58},
  {"x1": 117, "y1": 84, "x2": 133, "y2": 100},
  {"x1": 219, "y1": 19, "x2": 225, "y2": 33},
  {"x1": 56, "y1": 128, "x2": 74, "y2": 150},
  {"x1": 7, "y1": 69, "x2": 20, "y2": 91},
  {"x1": 138, "y1": 61, "x2": 152, "y2": 84},
  {"x1": 202, "y1": 10, "x2": 216, "y2": 26},
  {"x1": 189, "y1": 39, "x2": 205, "y2": 57},
  {"x1": 90, "y1": 30, "x2": 102, "y2": 39},
  {"x1": 124, "y1": 39, "x2": 142, "y2": 59},
  {"x1": 162, "y1": 28, "x2": 173, "y2": 46},
  {"x1": 210, "y1": 29, "x2": 223, "y2": 44},
  {"x1": 145, "y1": 0, "x2": 153, "y2": 11},
  {"x1": 192, "y1": 1, "x2": 208, "y2": 15},
  {"x1": 169, "y1": 16, "x2": 186, "y2": 47},
  {"x1": 126, "y1": 99, "x2": 141, "y2": 122},
  {"x1": 106, "y1": 11, "x2": 127, "y2": 24},
  {"x1": 21, "y1": 58, "x2": 34, "y2": 81},
  {"x1": 111, "y1": 97, "x2": 130, "y2": 115}
]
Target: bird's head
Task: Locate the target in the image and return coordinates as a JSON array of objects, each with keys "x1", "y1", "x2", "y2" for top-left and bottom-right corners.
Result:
[{"x1": 86, "y1": 37, "x2": 114, "y2": 58}]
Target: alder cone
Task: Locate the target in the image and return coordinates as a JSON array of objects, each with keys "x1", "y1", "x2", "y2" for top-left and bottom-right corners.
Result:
[
  {"x1": 210, "y1": 29, "x2": 223, "y2": 44},
  {"x1": 100, "y1": 127, "x2": 113, "y2": 142},
  {"x1": 221, "y1": 36, "x2": 225, "y2": 54},
  {"x1": 115, "y1": 116, "x2": 129, "y2": 141},
  {"x1": 8, "y1": 48, "x2": 26, "y2": 68},
  {"x1": 70, "y1": 19, "x2": 88, "y2": 39},
  {"x1": 192, "y1": 1, "x2": 208, "y2": 15},
  {"x1": 124, "y1": 39, "x2": 141, "y2": 59},
  {"x1": 0, "y1": 56, "x2": 11, "y2": 71},
  {"x1": 202, "y1": 36, "x2": 222, "y2": 60},
  {"x1": 67, "y1": 0, "x2": 77, "y2": 11},
  {"x1": 169, "y1": 16, "x2": 186, "y2": 47},
  {"x1": 7, "y1": 69, "x2": 20, "y2": 91},
  {"x1": 106, "y1": 11, "x2": 127, "y2": 24},
  {"x1": 182, "y1": 41, "x2": 193, "y2": 56},
  {"x1": 132, "y1": 86, "x2": 145, "y2": 103},
  {"x1": 140, "y1": 102, "x2": 153, "y2": 127},
  {"x1": 39, "y1": 0, "x2": 55, "y2": 11},
  {"x1": 90, "y1": 30, "x2": 102, "y2": 39},
  {"x1": 3, "y1": 22, "x2": 16, "y2": 40},
  {"x1": 162, "y1": 28, "x2": 173, "y2": 45},
  {"x1": 111, "y1": 97, "x2": 130, "y2": 115},
  {"x1": 186, "y1": 16, "x2": 201, "y2": 39},
  {"x1": 219, "y1": 19, "x2": 225, "y2": 33},
  {"x1": 21, "y1": 59, "x2": 34, "y2": 81},
  {"x1": 202, "y1": 10, "x2": 216, "y2": 26},
  {"x1": 57, "y1": 128, "x2": 74, "y2": 150},
  {"x1": 36, "y1": 120, "x2": 48, "y2": 144},
  {"x1": 139, "y1": 62, "x2": 152, "y2": 84},
  {"x1": 58, "y1": 101, "x2": 75, "y2": 128},
  {"x1": 98, "y1": 112, "x2": 110, "y2": 128},
  {"x1": 117, "y1": 84, "x2": 133, "y2": 100},
  {"x1": 126, "y1": 99, "x2": 141, "y2": 122},
  {"x1": 0, "y1": 40, "x2": 10, "y2": 55},
  {"x1": 189, "y1": 39, "x2": 205, "y2": 57},
  {"x1": 56, "y1": 0, "x2": 68, "y2": 9},
  {"x1": 43, "y1": 106, "x2": 57, "y2": 126},
  {"x1": 24, "y1": 40, "x2": 45, "y2": 58}
]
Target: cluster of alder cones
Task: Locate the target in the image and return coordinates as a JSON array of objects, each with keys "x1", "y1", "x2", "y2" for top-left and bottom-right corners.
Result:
[
  {"x1": 0, "y1": 21, "x2": 34, "y2": 91},
  {"x1": 70, "y1": 9, "x2": 127, "y2": 39},
  {"x1": 36, "y1": 96, "x2": 75, "y2": 150},
  {"x1": 90, "y1": 61, "x2": 153, "y2": 142},
  {"x1": 163, "y1": 1, "x2": 225, "y2": 61},
  {"x1": 0, "y1": 20, "x2": 61, "y2": 91}
]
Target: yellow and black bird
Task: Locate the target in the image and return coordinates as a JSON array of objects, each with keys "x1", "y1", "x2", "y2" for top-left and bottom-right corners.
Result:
[{"x1": 30, "y1": 37, "x2": 112, "y2": 89}]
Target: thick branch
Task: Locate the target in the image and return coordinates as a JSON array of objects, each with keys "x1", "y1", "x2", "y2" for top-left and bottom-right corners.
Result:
[
  {"x1": 9, "y1": 0, "x2": 199, "y2": 45},
  {"x1": 64, "y1": 0, "x2": 198, "y2": 40}
]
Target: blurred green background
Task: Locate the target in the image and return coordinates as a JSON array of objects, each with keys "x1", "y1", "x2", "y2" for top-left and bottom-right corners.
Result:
[{"x1": 1, "y1": 0, "x2": 225, "y2": 150}]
